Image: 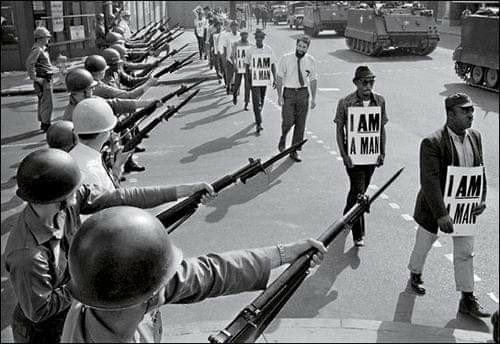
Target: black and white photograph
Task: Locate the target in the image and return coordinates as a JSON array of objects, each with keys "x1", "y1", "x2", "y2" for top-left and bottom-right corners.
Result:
[{"x1": 1, "y1": 1, "x2": 498, "y2": 342}]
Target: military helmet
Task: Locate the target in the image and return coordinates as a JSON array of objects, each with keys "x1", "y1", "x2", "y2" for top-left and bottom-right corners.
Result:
[
  {"x1": 69, "y1": 206, "x2": 183, "y2": 310},
  {"x1": 113, "y1": 26, "x2": 125, "y2": 35},
  {"x1": 16, "y1": 149, "x2": 82, "y2": 204},
  {"x1": 46, "y1": 120, "x2": 78, "y2": 152},
  {"x1": 73, "y1": 98, "x2": 117, "y2": 134},
  {"x1": 105, "y1": 31, "x2": 124, "y2": 44},
  {"x1": 84, "y1": 55, "x2": 108, "y2": 73},
  {"x1": 109, "y1": 44, "x2": 127, "y2": 58},
  {"x1": 102, "y1": 48, "x2": 123, "y2": 65},
  {"x1": 34, "y1": 26, "x2": 51, "y2": 39},
  {"x1": 65, "y1": 68, "x2": 98, "y2": 93}
]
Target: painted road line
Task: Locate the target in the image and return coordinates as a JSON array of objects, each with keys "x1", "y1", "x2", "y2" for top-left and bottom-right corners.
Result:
[
  {"x1": 318, "y1": 88, "x2": 340, "y2": 91},
  {"x1": 388, "y1": 202, "x2": 400, "y2": 209},
  {"x1": 401, "y1": 214, "x2": 414, "y2": 222},
  {"x1": 329, "y1": 151, "x2": 338, "y2": 155},
  {"x1": 432, "y1": 241, "x2": 442, "y2": 248},
  {"x1": 317, "y1": 140, "x2": 324, "y2": 144},
  {"x1": 311, "y1": 135, "x2": 318, "y2": 139},
  {"x1": 487, "y1": 292, "x2": 499, "y2": 304},
  {"x1": 444, "y1": 254, "x2": 482, "y2": 282},
  {"x1": 306, "y1": 130, "x2": 312, "y2": 135},
  {"x1": 380, "y1": 193, "x2": 389, "y2": 200}
]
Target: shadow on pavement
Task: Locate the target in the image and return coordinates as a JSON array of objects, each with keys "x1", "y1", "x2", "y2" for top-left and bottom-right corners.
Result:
[
  {"x1": 176, "y1": 97, "x2": 231, "y2": 117},
  {"x1": 180, "y1": 124, "x2": 256, "y2": 163},
  {"x1": 1, "y1": 177, "x2": 17, "y2": 191},
  {"x1": 445, "y1": 311, "x2": 491, "y2": 333},
  {"x1": 1, "y1": 195, "x2": 24, "y2": 213},
  {"x1": 265, "y1": 229, "x2": 360, "y2": 328},
  {"x1": 1, "y1": 98, "x2": 37, "y2": 109},
  {"x1": 392, "y1": 280, "x2": 419, "y2": 323},
  {"x1": 329, "y1": 49, "x2": 433, "y2": 63},
  {"x1": 1, "y1": 130, "x2": 43, "y2": 146},
  {"x1": 204, "y1": 158, "x2": 295, "y2": 223},
  {"x1": 440, "y1": 83, "x2": 500, "y2": 118},
  {"x1": 181, "y1": 105, "x2": 241, "y2": 130}
]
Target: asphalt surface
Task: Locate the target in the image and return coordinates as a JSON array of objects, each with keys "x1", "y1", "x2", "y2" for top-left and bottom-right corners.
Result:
[{"x1": 1, "y1": 23, "x2": 498, "y2": 342}]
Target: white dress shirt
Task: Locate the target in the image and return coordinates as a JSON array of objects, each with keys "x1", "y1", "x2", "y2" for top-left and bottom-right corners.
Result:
[
  {"x1": 277, "y1": 52, "x2": 318, "y2": 88},
  {"x1": 224, "y1": 32, "x2": 240, "y2": 62},
  {"x1": 447, "y1": 127, "x2": 475, "y2": 167}
]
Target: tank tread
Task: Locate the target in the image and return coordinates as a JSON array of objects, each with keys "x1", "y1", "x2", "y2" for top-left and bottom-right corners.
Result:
[
  {"x1": 456, "y1": 62, "x2": 500, "y2": 93},
  {"x1": 464, "y1": 80, "x2": 500, "y2": 93},
  {"x1": 345, "y1": 37, "x2": 382, "y2": 56}
]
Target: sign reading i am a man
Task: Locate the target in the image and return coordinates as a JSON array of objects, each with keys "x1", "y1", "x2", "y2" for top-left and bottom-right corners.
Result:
[
  {"x1": 251, "y1": 53, "x2": 272, "y2": 86},
  {"x1": 347, "y1": 106, "x2": 381, "y2": 165},
  {"x1": 443, "y1": 166, "x2": 484, "y2": 236},
  {"x1": 236, "y1": 46, "x2": 248, "y2": 74}
]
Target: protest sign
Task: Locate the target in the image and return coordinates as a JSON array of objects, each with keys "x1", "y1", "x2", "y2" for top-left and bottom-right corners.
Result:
[
  {"x1": 347, "y1": 106, "x2": 381, "y2": 165},
  {"x1": 443, "y1": 166, "x2": 484, "y2": 236},
  {"x1": 236, "y1": 46, "x2": 248, "y2": 74},
  {"x1": 251, "y1": 53, "x2": 272, "y2": 86}
]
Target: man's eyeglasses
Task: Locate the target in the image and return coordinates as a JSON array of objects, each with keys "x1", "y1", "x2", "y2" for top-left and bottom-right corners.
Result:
[{"x1": 360, "y1": 79, "x2": 375, "y2": 86}]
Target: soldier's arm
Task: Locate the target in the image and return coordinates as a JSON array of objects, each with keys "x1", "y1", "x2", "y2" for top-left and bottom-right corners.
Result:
[{"x1": 25, "y1": 47, "x2": 41, "y2": 81}]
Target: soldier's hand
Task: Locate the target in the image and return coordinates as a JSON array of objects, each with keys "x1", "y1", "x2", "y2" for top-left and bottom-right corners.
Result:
[
  {"x1": 196, "y1": 183, "x2": 217, "y2": 205},
  {"x1": 112, "y1": 147, "x2": 133, "y2": 178},
  {"x1": 282, "y1": 239, "x2": 327, "y2": 267},
  {"x1": 471, "y1": 202, "x2": 486, "y2": 216},
  {"x1": 146, "y1": 77, "x2": 159, "y2": 87},
  {"x1": 437, "y1": 215, "x2": 454, "y2": 233},
  {"x1": 376, "y1": 154, "x2": 385, "y2": 167},
  {"x1": 278, "y1": 95, "x2": 284, "y2": 107},
  {"x1": 343, "y1": 155, "x2": 354, "y2": 169}
]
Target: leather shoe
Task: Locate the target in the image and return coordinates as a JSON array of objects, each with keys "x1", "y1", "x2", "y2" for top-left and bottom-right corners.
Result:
[
  {"x1": 290, "y1": 152, "x2": 302, "y2": 162},
  {"x1": 40, "y1": 123, "x2": 50, "y2": 132},
  {"x1": 134, "y1": 145, "x2": 146, "y2": 153},
  {"x1": 410, "y1": 273, "x2": 426, "y2": 295},
  {"x1": 233, "y1": 95, "x2": 237, "y2": 105},
  {"x1": 278, "y1": 143, "x2": 285, "y2": 153},
  {"x1": 244, "y1": 102, "x2": 249, "y2": 111},
  {"x1": 256, "y1": 124, "x2": 263, "y2": 133},
  {"x1": 124, "y1": 159, "x2": 146, "y2": 173},
  {"x1": 459, "y1": 295, "x2": 491, "y2": 318}
]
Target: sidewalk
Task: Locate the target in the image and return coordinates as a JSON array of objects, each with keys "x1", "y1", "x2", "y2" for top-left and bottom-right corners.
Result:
[
  {"x1": 164, "y1": 318, "x2": 493, "y2": 343},
  {"x1": 437, "y1": 23, "x2": 461, "y2": 37},
  {"x1": 0, "y1": 29, "x2": 216, "y2": 97}
]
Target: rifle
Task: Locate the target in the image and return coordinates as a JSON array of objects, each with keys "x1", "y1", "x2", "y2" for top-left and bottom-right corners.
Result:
[
  {"x1": 164, "y1": 43, "x2": 189, "y2": 59},
  {"x1": 156, "y1": 140, "x2": 308, "y2": 233},
  {"x1": 122, "y1": 89, "x2": 199, "y2": 152},
  {"x1": 131, "y1": 20, "x2": 155, "y2": 40},
  {"x1": 114, "y1": 79, "x2": 207, "y2": 133},
  {"x1": 208, "y1": 167, "x2": 405, "y2": 343},
  {"x1": 152, "y1": 25, "x2": 181, "y2": 50},
  {"x1": 153, "y1": 52, "x2": 197, "y2": 78},
  {"x1": 135, "y1": 42, "x2": 189, "y2": 78}
]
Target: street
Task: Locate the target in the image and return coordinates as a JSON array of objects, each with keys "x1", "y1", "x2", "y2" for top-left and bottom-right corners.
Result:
[{"x1": 1, "y1": 23, "x2": 498, "y2": 342}]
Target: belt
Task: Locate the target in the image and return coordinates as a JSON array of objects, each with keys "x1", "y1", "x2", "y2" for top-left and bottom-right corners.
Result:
[{"x1": 284, "y1": 87, "x2": 307, "y2": 91}]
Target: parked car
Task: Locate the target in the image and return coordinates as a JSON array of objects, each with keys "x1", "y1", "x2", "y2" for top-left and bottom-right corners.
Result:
[{"x1": 272, "y1": 4, "x2": 288, "y2": 24}]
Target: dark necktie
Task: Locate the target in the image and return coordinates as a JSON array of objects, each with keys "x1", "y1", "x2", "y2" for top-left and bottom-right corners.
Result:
[{"x1": 297, "y1": 56, "x2": 304, "y2": 87}]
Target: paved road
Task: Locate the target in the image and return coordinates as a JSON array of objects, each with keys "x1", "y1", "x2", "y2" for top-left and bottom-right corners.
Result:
[{"x1": 1, "y1": 23, "x2": 498, "y2": 341}]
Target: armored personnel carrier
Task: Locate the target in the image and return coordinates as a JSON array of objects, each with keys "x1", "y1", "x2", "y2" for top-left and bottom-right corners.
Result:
[
  {"x1": 302, "y1": 1, "x2": 349, "y2": 37},
  {"x1": 453, "y1": 8, "x2": 499, "y2": 92},
  {"x1": 344, "y1": 3, "x2": 439, "y2": 56}
]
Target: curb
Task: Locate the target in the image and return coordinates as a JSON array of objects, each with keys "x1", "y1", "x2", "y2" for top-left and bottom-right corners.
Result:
[
  {"x1": 163, "y1": 318, "x2": 492, "y2": 343},
  {"x1": 0, "y1": 75, "x2": 218, "y2": 97}
]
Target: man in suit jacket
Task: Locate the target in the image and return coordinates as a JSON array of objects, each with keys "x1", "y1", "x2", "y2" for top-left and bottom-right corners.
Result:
[{"x1": 407, "y1": 93, "x2": 490, "y2": 318}]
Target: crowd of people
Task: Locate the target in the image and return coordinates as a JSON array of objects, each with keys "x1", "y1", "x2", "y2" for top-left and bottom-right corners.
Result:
[{"x1": 7, "y1": 3, "x2": 498, "y2": 344}]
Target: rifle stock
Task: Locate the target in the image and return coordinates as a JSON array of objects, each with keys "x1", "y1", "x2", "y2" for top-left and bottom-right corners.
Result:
[
  {"x1": 208, "y1": 167, "x2": 405, "y2": 343},
  {"x1": 156, "y1": 140, "x2": 307, "y2": 232},
  {"x1": 122, "y1": 89, "x2": 199, "y2": 152}
]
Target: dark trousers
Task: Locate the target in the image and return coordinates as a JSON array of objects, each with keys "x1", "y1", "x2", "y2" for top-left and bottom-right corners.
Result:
[
  {"x1": 343, "y1": 165, "x2": 375, "y2": 241},
  {"x1": 233, "y1": 72, "x2": 251, "y2": 103},
  {"x1": 225, "y1": 61, "x2": 235, "y2": 90},
  {"x1": 250, "y1": 86, "x2": 267, "y2": 125},
  {"x1": 12, "y1": 304, "x2": 68, "y2": 344},
  {"x1": 279, "y1": 88, "x2": 309, "y2": 151},
  {"x1": 34, "y1": 78, "x2": 53, "y2": 125},
  {"x1": 217, "y1": 54, "x2": 227, "y2": 85},
  {"x1": 195, "y1": 34, "x2": 205, "y2": 59}
]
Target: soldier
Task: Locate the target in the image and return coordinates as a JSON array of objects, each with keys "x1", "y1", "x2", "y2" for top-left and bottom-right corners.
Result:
[
  {"x1": 46, "y1": 120, "x2": 78, "y2": 152},
  {"x1": 276, "y1": 34, "x2": 318, "y2": 162},
  {"x1": 334, "y1": 66, "x2": 387, "y2": 247},
  {"x1": 108, "y1": 43, "x2": 161, "y2": 75},
  {"x1": 245, "y1": 28, "x2": 277, "y2": 133},
  {"x1": 84, "y1": 54, "x2": 156, "y2": 99},
  {"x1": 69, "y1": 98, "x2": 130, "y2": 191},
  {"x1": 102, "y1": 48, "x2": 151, "y2": 91},
  {"x1": 223, "y1": 20, "x2": 241, "y2": 95},
  {"x1": 407, "y1": 93, "x2": 490, "y2": 318},
  {"x1": 26, "y1": 26, "x2": 54, "y2": 132},
  {"x1": 4, "y1": 149, "x2": 215, "y2": 343},
  {"x1": 61, "y1": 206, "x2": 326, "y2": 342},
  {"x1": 231, "y1": 30, "x2": 252, "y2": 110},
  {"x1": 95, "y1": 13, "x2": 106, "y2": 50}
]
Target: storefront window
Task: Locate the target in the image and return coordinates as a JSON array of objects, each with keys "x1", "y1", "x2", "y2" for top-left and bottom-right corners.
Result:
[{"x1": 1, "y1": 5, "x2": 18, "y2": 44}]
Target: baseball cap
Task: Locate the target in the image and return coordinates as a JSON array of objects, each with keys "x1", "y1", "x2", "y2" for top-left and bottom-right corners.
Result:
[{"x1": 445, "y1": 93, "x2": 475, "y2": 109}]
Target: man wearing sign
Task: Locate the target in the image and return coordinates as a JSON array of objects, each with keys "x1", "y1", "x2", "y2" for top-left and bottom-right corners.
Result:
[
  {"x1": 407, "y1": 93, "x2": 490, "y2": 319},
  {"x1": 245, "y1": 29, "x2": 277, "y2": 133},
  {"x1": 223, "y1": 21, "x2": 240, "y2": 95},
  {"x1": 276, "y1": 34, "x2": 318, "y2": 162},
  {"x1": 334, "y1": 66, "x2": 387, "y2": 247},
  {"x1": 231, "y1": 31, "x2": 252, "y2": 110}
]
